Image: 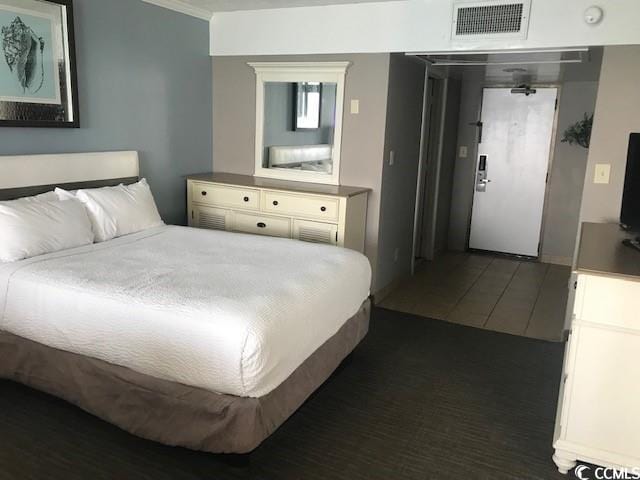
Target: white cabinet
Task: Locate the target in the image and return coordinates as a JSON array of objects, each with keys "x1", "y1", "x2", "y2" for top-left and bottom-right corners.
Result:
[
  {"x1": 187, "y1": 173, "x2": 369, "y2": 252},
  {"x1": 552, "y1": 223, "x2": 640, "y2": 475}
]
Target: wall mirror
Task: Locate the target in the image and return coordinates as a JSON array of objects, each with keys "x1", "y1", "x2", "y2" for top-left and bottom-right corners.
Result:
[{"x1": 250, "y1": 62, "x2": 349, "y2": 185}]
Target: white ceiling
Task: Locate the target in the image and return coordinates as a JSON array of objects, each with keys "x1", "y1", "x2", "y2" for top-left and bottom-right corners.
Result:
[{"x1": 179, "y1": 0, "x2": 402, "y2": 14}]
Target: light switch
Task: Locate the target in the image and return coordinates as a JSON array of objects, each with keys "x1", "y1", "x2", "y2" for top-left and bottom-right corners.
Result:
[
  {"x1": 459, "y1": 146, "x2": 468, "y2": 158},
  {"x1": 389, "y1": 150, "x2": 395, "y2": 166},
  {"x1": 350, "y1": 99, "x2": 360, "y2": 115},
  {"x1": 594, "y1": 163, "x2": 611, "y2": 184}
]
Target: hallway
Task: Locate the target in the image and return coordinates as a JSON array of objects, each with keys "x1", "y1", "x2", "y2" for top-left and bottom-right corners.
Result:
[{"x1": 380, "y1": 253, "x2": 571, "y2": 342}]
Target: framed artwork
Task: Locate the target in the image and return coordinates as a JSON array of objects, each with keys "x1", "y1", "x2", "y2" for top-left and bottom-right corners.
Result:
[{"x1": 0, "y1": 0, "x2": 78, "y2": 127}]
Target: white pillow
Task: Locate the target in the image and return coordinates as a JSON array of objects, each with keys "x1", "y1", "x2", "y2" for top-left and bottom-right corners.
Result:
[
  {"x1": 57, "y1": 179, "x2": 163, "y2": 242},
  {"x1": 9, "y1": 191, "x2": 58, "y2": 204},
  {"x1": 0, "y1": 198, "x2": 95, "y2": 262}
]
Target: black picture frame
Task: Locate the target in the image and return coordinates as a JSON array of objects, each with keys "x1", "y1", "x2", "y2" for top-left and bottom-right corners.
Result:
[
  {"x1": 0, "y1": 0, "x2": 79, "y2": 128},
  {"x1": 293, "y1": 82, "x2": 322, "y2": 131}
]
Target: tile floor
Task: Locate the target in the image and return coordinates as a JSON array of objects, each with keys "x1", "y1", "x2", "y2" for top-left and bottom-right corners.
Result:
[{"x1": 380, "y1": 252, "x2": 571, "y2": 341}]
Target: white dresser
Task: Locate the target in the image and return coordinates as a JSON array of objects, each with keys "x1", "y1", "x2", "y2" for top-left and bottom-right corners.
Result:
[
  {"x1": 553, "y1": 223, "x2": 640, "y2": 474},
  {"x1": 187, "y1": 173, "x2": 369, "y2": 252}
]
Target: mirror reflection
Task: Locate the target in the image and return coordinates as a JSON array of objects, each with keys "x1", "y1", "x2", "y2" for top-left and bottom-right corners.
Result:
[
  {"x1": 295, "y1": 82, "x2": 322, "y2": 130},
  {"x1": 263, "y1": 81, "x2": 337, "y2": 174}
]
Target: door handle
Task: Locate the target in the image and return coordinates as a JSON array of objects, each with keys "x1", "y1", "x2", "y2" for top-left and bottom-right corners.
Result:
[
  {"x1": 469, "y1": 121, "x2": 483, "y2": 143},
  {"x1": 476, "y1": 155, "x2": 489, "y2": 192}
]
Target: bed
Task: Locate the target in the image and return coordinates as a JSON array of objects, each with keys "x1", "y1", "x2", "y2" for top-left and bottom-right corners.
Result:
[{"x1": 0, "y1": 151, "x2": 371, "y2": 454}]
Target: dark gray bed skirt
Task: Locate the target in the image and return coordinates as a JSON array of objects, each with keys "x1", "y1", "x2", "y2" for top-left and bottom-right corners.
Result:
[{"x1": 0, "y1": 299, "x2": 370, "y2": 454}]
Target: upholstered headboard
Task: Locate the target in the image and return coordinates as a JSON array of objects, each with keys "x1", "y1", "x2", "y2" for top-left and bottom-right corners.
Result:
[
  {"x1": 268, "y1": 144, "x2": 332, "y2": 167},
  {"x1": 0, "y1": 151, "x2": 140, "y2": 201}
]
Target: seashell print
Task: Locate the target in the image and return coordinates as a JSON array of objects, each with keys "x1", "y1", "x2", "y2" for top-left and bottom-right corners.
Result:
[{"x1": 1, "y1": 16, "x2": 45, "y2": 94}]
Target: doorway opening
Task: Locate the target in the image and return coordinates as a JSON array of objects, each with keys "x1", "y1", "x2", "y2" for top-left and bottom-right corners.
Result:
[
  {"x1": 469, "y1": 86, "x2": 558, "y2": 258},
  {"x1": 380, "y1": 48, "x2": 603, "y2": 340}
]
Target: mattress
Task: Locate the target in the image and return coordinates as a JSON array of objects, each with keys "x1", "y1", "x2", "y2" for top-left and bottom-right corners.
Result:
[
  {"x1": 0, "y1": 226, "x2": 371, "y2": 398},
  {"x1": 0, "y1": 301, "x2": 370, "y2": 453}
]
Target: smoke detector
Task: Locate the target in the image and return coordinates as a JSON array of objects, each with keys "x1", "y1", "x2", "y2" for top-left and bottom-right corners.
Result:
[{"x1": 584, "y1": 6, "x2": 604, "y2": 25}]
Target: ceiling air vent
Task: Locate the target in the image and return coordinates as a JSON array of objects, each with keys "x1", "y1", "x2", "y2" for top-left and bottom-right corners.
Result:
[{"x1": 452, "y1": 1, "x2": 531, "y2": 40}]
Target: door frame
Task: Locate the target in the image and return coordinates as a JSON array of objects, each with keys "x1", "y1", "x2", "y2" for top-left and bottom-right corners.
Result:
[
  {"x1": 465, "y1": 84, "x2": 562, "y2": 259},
  {"x1": 410, "y1": 67, "x2": 449, "y2": 273}
]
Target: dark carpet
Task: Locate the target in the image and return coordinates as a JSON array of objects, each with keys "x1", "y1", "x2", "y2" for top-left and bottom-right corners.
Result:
[{"x1": 0, "y1": 308, "x2": 575, "y2": 480}]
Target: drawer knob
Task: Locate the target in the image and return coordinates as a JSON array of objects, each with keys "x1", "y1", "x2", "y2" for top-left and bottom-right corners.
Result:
[
  {"x1": 257, "y1": 222, "x2": 266, "y2": 228},
  {"x1": 243, "y1": 196, "x2": 249, "y2": 202},
  {"x1": 272, "y1": 200, "x2": 279, "y2": 206},
  {"x1": 201, "y1": 191, "x2": 207, "y2": 196},
  {"x1": 320, "y1": 206, "x2": 327, "y2": 212}
]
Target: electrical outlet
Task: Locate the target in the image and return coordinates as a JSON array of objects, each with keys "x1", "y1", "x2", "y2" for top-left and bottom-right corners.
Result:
[
  {"x1": 459, "y1": 146, "x2": 468, "y2": 158},
  {"x1": 389, "y1": 151, "x2": 395, "y2": 166},
  {"x1": 594, "y1": 164, "x2": 611, "y2": 184}
]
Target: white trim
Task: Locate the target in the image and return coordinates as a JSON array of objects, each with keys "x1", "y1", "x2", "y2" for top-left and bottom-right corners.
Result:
[
  {"x1": 140, "y1": 0, "x2": 213, "y2": 21},
  {"x1": 0, "y1": 151, "x2": 139, "y2": 189},
  {"x1": 406, "y1": 48, "x2": 590, "y2": 56},
  {"x1": 250, "y1": 62, "x2": 350, "y2": 186},
  {"x1": 539, "y1": 254, "x2": 573, "y2": 266},
  {"x1": 249, "y1": 62, "x2": 352, "y2": 75}
]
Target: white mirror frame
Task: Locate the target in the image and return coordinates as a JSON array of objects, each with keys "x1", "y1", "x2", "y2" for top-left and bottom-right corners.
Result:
[{"x1": 249, "y1": 61, "x2": 350, "y2": 185}]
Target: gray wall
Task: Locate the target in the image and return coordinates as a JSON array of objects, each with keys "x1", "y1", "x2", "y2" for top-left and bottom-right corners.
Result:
[
  {"x1": 580, "y1": 45, "x2": 640, "y2": 224},
  {"x1": 448, "y1": 68, "x2": 486, "y2": 251},
  {"x1": 0, "y1": 0, "x2": 212, "y2": 225},
  {"x1": 377, "y1": 54, "x2": 426, "y2": 291},
  {"x1": 541, "y1": 81, "x2": 599, "y2": 264},
  {"x1": 212, "y1": 54, "x2": 391, "y2": 290},
  {"x1": 434, "y1": 78, "x2": 461, "y2": 255}
]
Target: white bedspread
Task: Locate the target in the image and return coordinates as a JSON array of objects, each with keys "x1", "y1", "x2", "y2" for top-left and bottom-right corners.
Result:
[{"x1": 0, "y1": 226, "x2": 371, "y2": 397}]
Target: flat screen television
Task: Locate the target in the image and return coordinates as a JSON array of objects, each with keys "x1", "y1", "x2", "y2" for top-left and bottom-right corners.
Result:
[{"x1": 621, "y1": 133, "x2": 640, "y2": 231}]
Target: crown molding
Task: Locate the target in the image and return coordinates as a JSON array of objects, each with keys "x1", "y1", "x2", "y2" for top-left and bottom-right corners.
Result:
[
  {"x1": 141, "y1": 0, "x2": 213, "y2": 21},
  {"x1": 248, "y1": 61, "x2": 352, "y2": 75}
]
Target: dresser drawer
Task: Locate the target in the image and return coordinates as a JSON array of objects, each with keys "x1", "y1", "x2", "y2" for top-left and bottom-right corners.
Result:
[
  {"x1": 263, "y1": 191, "x2": 339, "y2": 221},
  {"x1": 192, "y1": 183, "x2": 259, "y2": 210},
  {"x1": 574, "y1": 274, "x2": 640, "y2": 330},
  {"x1": 233, "y1": 212, "x2": 291, "y2": 238}
]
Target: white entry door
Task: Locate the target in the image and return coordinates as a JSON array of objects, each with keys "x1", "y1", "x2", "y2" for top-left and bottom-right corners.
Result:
[{"x1": 469, "y1": 87, "x2": 557, "y2": 257}]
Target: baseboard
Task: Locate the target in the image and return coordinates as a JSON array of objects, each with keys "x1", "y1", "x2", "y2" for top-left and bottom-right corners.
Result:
[
  {"x1": 371, "y1": 275, "x2": 406, "y2": 305},
  {"x1": 540, "y1": 254, "x2": 573, "y2": 266}
]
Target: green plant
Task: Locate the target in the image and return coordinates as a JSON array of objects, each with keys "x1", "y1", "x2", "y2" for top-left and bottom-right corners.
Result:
[{"x1": 561, "y1": 113, "x2": 593, "y2": 149}]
